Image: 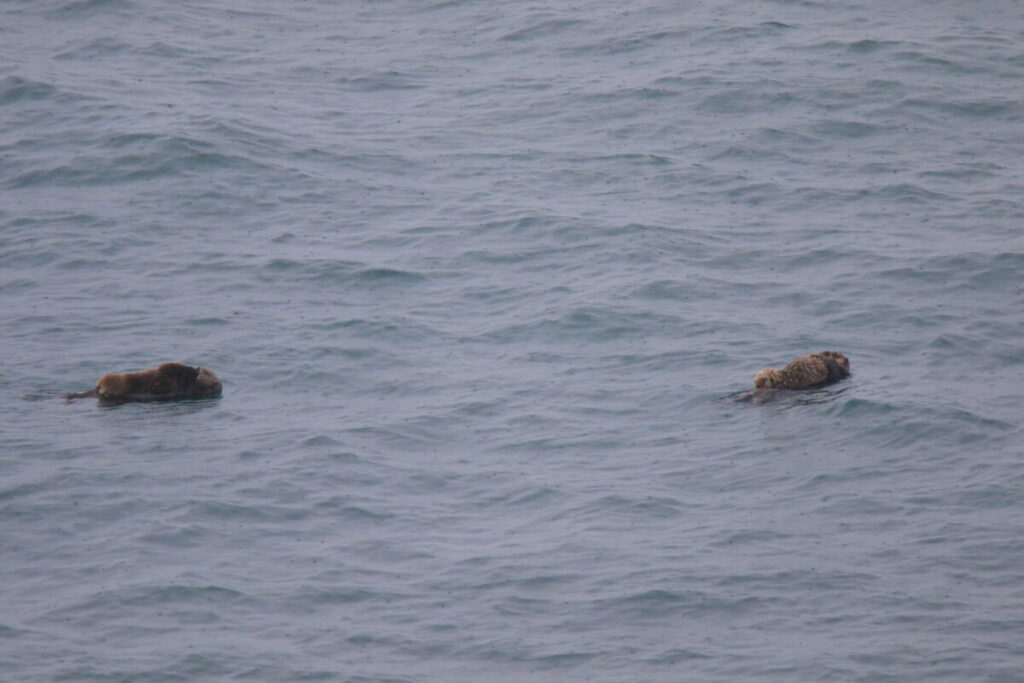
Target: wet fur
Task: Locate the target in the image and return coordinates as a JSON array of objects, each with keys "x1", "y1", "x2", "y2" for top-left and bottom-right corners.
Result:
[
  {"x1": 754, "y1": 351, "x2": 850, "y2": 391},
  {"x1": 66, "y1": 362, "x2": 222, "y2": 402}
]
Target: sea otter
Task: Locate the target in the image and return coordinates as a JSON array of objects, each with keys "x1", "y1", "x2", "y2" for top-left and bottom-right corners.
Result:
[
  {"x1": 754, "y1": 351, "x2": 850, "y2": 391},
  {"x1": 66, "y1": 362, "x2": 222, "y2": 402}
]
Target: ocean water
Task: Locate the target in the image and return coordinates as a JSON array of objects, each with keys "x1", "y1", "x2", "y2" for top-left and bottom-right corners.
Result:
[{"x1": 2, "y1": 0, "x2": 1023, "y2": 680}]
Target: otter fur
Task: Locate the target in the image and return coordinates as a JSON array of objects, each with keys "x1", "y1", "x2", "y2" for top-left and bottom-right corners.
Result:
[
  {"x1": 66, "y1": 362, "x2": 222, "y2": 402},
  {"x1": 754, "y1": 351, "x2": 850, "y2": 391}
]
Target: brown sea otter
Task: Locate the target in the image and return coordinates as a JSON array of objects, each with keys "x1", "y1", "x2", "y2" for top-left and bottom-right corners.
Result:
[
  {"x1": 754, "y1": 351, "x2": 850, "y2": 391},
  {"x1": 66, "y1": 362, "x2": 222, "y2": 402}
]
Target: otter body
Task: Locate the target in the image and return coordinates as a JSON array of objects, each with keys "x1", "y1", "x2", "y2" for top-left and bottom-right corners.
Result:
[
  {"x1": 754, "y1": 351, "x2": 850, "y2": 391},
  {"x1": 67, "y1": 363, "x2": 222, "y2": 402}
]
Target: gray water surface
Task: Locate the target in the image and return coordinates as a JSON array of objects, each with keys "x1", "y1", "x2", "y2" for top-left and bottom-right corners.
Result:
[{"x1": 2, "y1": 1, "x2": 1023, "y2": 681}]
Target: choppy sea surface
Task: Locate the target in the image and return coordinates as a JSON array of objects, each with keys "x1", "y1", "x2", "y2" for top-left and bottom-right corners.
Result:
[{"x1": 3, "y1": 1, "x2": 1023, "y2": 681}]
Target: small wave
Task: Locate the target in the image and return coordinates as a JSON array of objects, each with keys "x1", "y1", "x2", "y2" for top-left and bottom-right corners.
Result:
[
  {"x1": 480, "y1": 484, "x2": 568, "y2": 509},
  {"x1": 5, "y1": 134, "x2": 268, "y2": 189},
  {"x1": 136, "y1": 40, "x2": 191, "y2": 60},
  {"x1": 864, "y1": 182, "x2": 952, "y2": 203},
  {"x1": 905, "y1": 96, "x2": 1015, "y2": 120},
  {"x1": 259, "y1": 259, "x2": 426, "y2": 286},
  {"x1": 823, "y1": 397, "x2": 1013, "y2": 451},
  {"x1": 780, "y1": 247, "x2": 851, "y2": 269},
  {"x1": 894, "y1": 50, "x2": 984, "y2": 76},
  {"x1": 599, "y1": 588, "x2": 765, "y2": 619},
  {"x1": 184, "y1": 316, "x2": 229, "y2": 326},
  {"x1": 710, "y1": 529, "x2": 800, "y2": 548},
  {"x1": 311, "y1": 499, "x2": 392, "y2": 522},
  {"x1": 825, "y1": 397, "x2": 903, "y2": 418},
  {"x1": 137, "y1": 523, "x2": 212, "y2": 548},
  {"x1": 477, "y1": 307, "x2": 670, "y2": 345},
  {"x1": 179, "y1": 500, "x2": 310, "y2": 523},
  {"x1": 528, "y1": 651, "x2": 599, "y2": 667},
  {"x1": 0, "y1": 279, "x2": 35, "y2": 294},
  {"x1": 917, "y1": 163, "x2": 1001, "y2": 183},
  {"x1": 874, "y1": 251, "x2": 1023, "y2": 292},
  {"x1": 309, "y1": 318, "x2": 441, "y2": 347},
  {"x1": 0, "y1": 76, "x2": 58, "y2": 105},
  {"x1": 294, "y1": 586, "x2": 383, "y2": 605},
  {"x1": 645, "y1": 648, "x2": 714, "y2": 664},
  {"x1": 811, "y1": 119, "x2": 881, "y2": 139},
  {"x1": 563, "y1": 28, "x2": 693, "y2": 57},
  {"x1": 697, "y1": 23, "x2": 797, "y2": 43},
  {"x1": 500, "y1": 17, "x2": 583, "y2": 42},
  {"x1": 54, "y1": 37, "x2": 130, "y2": 61},
  {"x1": 300, "y1": 434, "x2": 345, "y2": 448},
  {"x1": 0, "y1": 624, "x2": 32, "y2": 639},
  {"x1": 356, "y1": 267, "x2": 427, "y2": 284},
  {"x1": 846, "y1": 39, "x2": 900, "y2": 53},
  {"x1": 342, "y1": 70, "x2": 427, "y2": 91},
  {"x1": 632, "y1": 280, "x2": 697, "y2": 301},
  {"x1": 42, "y1": 583, "x2": 249, "y2": 623},
  {"x1": 56, "y1": 0, "x2": 131, "y2": 16},
  {"x1": 697, "y1": 89, "x2": 800, "y2": 115}
]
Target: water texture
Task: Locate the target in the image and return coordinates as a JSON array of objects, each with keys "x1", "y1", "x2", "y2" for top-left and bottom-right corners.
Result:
[{"x1": 2, "y1": 0, "x2": 1023, "y2": 681}]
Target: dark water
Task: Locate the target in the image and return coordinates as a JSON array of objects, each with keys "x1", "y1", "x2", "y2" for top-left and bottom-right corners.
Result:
[{"x1": 2, "y1": 0, "x2": 1023, "y2": 680}]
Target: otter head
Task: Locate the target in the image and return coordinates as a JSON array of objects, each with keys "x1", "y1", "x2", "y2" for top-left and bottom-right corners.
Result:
[
  {"x1": 818, "y1": 351, "x2": 850, "y2": 378},
  {"x1": 157, "y1": 362, "x2": 222, "y2": 398},
  {"x1": 754, "y1": 368, "x2": 780, "y2": 389},
  {"x1": 193, "y1": 366, "x2": 222, "y2": 397}
]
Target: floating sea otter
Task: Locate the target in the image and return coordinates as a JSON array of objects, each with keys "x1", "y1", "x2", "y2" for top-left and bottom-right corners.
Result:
[
  {"x1": 66, "y1": 362, "x2": 222, "y2": 402},
  {"x1": 754, "y1": 351, "x2": 850, "y2": 391}
]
